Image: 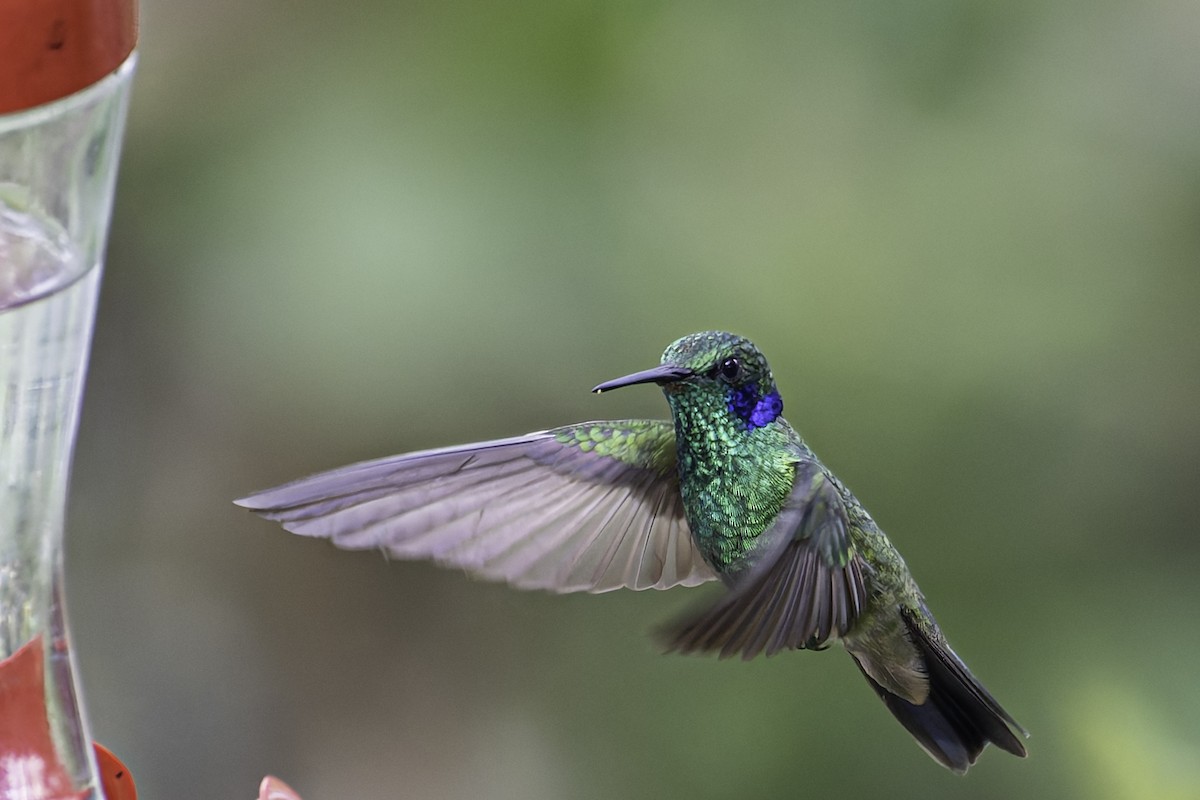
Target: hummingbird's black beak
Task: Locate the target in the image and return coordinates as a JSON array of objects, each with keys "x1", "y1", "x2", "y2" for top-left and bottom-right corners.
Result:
[{"x1": 592, "y1": 363, "x2": 695, "y2": 393}]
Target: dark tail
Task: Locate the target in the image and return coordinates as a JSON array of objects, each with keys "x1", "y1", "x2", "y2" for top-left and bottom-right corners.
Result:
[{"x1": 853, "y1": 609, "x2": 1027, "y2": 774}]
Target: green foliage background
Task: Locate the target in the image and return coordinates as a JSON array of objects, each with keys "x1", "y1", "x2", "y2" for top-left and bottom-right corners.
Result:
[{"x1": 69, "y1": 1, "x2": 1199, "y2": 798}]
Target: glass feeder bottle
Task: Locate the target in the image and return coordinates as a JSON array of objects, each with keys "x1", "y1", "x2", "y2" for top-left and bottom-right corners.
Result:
[{"x1": 0, "y1": 1, "x2": 138, "y2": 798}]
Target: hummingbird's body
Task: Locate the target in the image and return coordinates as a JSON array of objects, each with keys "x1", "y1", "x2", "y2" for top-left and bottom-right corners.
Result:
[{"x1": 237, "y1": 331, "x2": 1026, "y2": 773}]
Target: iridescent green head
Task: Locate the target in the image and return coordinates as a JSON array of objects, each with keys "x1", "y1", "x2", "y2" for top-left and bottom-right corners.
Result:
[{"x1": 593, "y1": 331, "x2": 783, "y2": 430}]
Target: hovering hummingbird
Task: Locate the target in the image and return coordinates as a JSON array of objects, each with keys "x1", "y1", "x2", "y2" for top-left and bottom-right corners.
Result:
[{"x1": 236, "y1": 331, "x2": 1027, "y2": 773}]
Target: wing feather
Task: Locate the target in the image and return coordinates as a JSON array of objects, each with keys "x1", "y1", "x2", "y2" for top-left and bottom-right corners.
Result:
[
  {"x1": 662, "y1": 459, "x2": 870, "y2": 659},
  {"x1": 237, "y1": 421, "x2": 718, "y2": 593}
]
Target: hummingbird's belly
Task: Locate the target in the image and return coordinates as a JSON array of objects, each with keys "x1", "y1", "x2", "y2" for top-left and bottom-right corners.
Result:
[{"x1": 681, "y1": 479, "x2": 780, "y2": 577}]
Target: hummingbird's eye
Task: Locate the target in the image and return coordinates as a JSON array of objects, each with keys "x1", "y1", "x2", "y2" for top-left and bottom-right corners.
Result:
[{"x1": 715, "y1": 357, "x2": 744, "y2": 383}]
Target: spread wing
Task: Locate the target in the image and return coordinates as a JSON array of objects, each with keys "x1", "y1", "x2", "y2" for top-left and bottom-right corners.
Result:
[
  {"x1": 662, "y1": 459, "x2": 870, "y2": 659},
  {"x1": 236, "y1": 420, "x2": 718, "y2": 593}
]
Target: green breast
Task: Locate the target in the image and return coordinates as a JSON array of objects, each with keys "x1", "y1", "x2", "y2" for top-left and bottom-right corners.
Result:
[{"x1": 670, "y1": 397, "x2": 796, "y2": 575}]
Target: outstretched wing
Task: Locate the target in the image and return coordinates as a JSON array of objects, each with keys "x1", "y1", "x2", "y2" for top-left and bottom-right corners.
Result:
[
  {"x1": 236, "y1": 420, "x2": 717, "y2": 593},
  {"x1": 663, "y1": 459, "x2": 870, "y2": 659}
]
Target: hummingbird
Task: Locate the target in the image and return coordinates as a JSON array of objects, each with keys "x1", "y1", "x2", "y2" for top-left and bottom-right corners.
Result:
[{"x1": 236, "y1": 330, "x2": 1027, "y2": 773}]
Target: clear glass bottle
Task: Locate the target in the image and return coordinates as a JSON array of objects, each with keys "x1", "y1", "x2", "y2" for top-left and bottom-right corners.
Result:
[{"x1": 0, "y1": 1, "x2": 137, "y2": 797}]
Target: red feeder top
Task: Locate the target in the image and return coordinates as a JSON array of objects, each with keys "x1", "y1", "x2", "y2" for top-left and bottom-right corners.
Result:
[{"x1": 0, "y1": 0, "x2": 138, "y2": 114}]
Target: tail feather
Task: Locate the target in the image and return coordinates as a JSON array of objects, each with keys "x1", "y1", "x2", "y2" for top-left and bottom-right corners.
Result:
[{"x1": 853, "y1": 609, "x2": 1027, "y2": 774}]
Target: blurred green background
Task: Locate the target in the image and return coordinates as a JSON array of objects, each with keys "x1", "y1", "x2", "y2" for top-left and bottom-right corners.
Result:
[{"x1": 66, "y1": 1, "x2": 1199, "y2": 798}]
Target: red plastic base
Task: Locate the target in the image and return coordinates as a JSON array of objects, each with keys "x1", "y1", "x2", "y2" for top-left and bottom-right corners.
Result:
[{"x1": 0, "y1": 635, "x2": 87, "y2": 799}]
